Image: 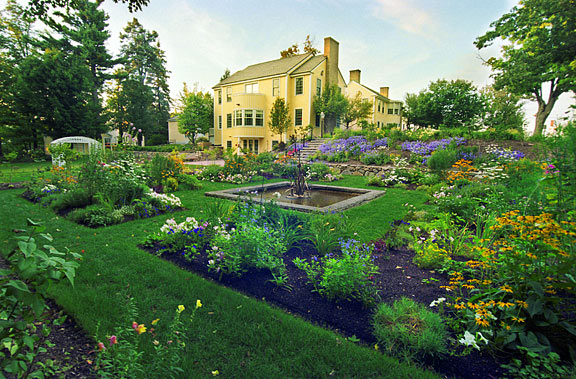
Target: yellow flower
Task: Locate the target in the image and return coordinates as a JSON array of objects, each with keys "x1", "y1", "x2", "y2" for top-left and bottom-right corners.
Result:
[
  {"x1": 212, "y1": 370, "x2": 220, "y2": 376},
  {"x1": 196, "y1": 299, "x2": 202, "y2": 309},
  {"x1": 515, "y1": 300, "x2": 528, "y2": 309},
  {"x1": 500, "y1": 285, "x2": 513, "y2": 293},
  {"x1": 374, "y1": 344, "x2": 379, "y2": 351},
  {"x1": 135, "y1": 324, "x2": 147, "y2": 334},
  {"x1": 151, "y1": 318, "x2": 160, "y2": 325},
  {"x1": 177, "y1": 304, "x2": 185, "y2": 313},
  {"x1": 475, "y1": 318, "x2": 490, "y2": 327}
]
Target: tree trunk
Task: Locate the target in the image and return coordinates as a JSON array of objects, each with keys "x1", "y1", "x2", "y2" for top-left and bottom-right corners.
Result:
[{"x1": 532, "y1": 83, "x2": 560, "y2": 136}]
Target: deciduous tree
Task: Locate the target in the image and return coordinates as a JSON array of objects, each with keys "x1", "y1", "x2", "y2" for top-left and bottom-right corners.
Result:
[
  {"x1": 177, "y1": 90, "x2": 213, "y2": 144},
  {"x1": 268, "y1": 97, "x2": 291, "y2": 141},
  {"x1": 313, "y1": 85, "x2": 349, "y2": 135},
  {"x1": 342, "y1": 92, "x2": 373, "y2": 129},
  {"x1": 475, "y1": 0, "x2": 576, "y2": 136},
  {"x1": 404, "y1": 79, "x2": 485, "y2": 130}
]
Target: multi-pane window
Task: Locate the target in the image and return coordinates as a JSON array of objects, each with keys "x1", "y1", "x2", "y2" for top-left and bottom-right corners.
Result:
[
  {"x1": 245, "y1": 83, "x2": 259, "y2": 93},
  {"x1": 295, "y1": 77, "x2": 303, "y2": 95},
  {"x1": 242, "y1": 139, "x2": 259, "y2": 154},
  {"x1": 272, "y1": 79, "x2": 279, "y2": 96},
  {"x1": 378, "y1": 103, "x2": 381, "y2": 112},
  {"x1": 217, "y1": 91, "x2": 222, "y2": 104},
  {"x1": 387, "y1": 107, "x2": 394, "y2": 115},
  {"x1": 233, "y1": 109, "x2": 264, "y2": 127},
  {"x1": 218, "y1": 115, "x2": 222, "y2": 129},
  {"x1": 295, "y1": 109, "x2": 303, "y2": 126},
  {"x1": 226, "y1": 88, "x2": 231, "y2": 102},
  {"x1": 255, "y1": 110, "x2": 264, "y2": 126},
  {"x1": 244, "y1": 110, "x2": 254, "y2": 126},
  {"x1": 235, "y1": 110, "x2": 243, "y2": 126},
  {"x1": 226, "y1": 113, "x2": 232, "y2": 128},
  {"x1": 316, "y1": 79, "x2": 321, "y2": 96},
  {"x1": 226, "y1": 141, "x2": 232, "y2": 149}
]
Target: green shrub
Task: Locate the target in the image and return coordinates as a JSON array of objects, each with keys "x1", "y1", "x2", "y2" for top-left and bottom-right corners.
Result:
[
  {"x1": 373, "y1": 298, "x2": 448, "y2": 361},
  {"x1": 0, "y1": 220, "x2": 81, "y2": 377},
  {"x1": 360, "y1": 151, "x2": 392, "y2": 165},
  {"x1": 49, "y1": 188, "x2": 93, "y2": 212},
  {"x1": 427, "y1": 148, "x2": 457, "y2": 173},
  {"x1": 162, "y1": 177, "x2": 179, "y2": 192},
  {"x1": 177, "y1": 173, "x2": 202, "y2": 190},
  {"x1": 293, "y1": 239, "x2": 380, "y2": 306},
  {"x1": 365, "y1": 175, "x2": 385, "y2": 187}
]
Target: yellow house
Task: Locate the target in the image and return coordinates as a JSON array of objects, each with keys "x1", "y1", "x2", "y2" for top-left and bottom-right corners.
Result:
[
  {"x1": 346, "y1": 70, "x2": 403, "y2": 129},
  {"x1": 212, "y1": 37, "x2": 401, "y2": 153},
  {"x1": 168, "y1": 116, "x2": 212, "y2": 144}
]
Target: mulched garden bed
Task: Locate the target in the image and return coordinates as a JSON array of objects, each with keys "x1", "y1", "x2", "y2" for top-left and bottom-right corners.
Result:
[
  {"x1": 20, "y1": 190, "x2": 185, "y2": 228},
  {"x1": 142, "y1": 242, "x2": 507, "y2": 379}
]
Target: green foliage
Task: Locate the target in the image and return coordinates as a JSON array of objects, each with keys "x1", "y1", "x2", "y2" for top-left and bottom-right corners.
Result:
[
  {"x1": 0, "y1": 219, "x2": 81, "y2": 377},
  {"x1": 48, "y1": 188, "x2": 93, "y2": 212},
  {"x1": 480, "y1": 86, "x2": 526, "y2": 136},
  {"x1": 306, "y1": 212, "x2": 357, "y2": 255},
  {"x1": 404, "y1": 79, "x2": 486, "y2": 129},
  {"x1": 474, "y1": 0, "x2": 576, "y2": 136},
  {"x1": 501, "y1": 347, "x2": 575, "y2": 379},
  {"x1": 360, "y1": 151, "x2": 392, "y2": 165},
  {"x1": 293, "y1": 239, "x2": 379, "y2": 306},
  {"x1": 48, "y1": 143, "x2": 80, "y2": 166},
  {"x1": 268, "y1": 97, "x2": 291, "y2": 139},
  {"x1": 209, "y1": 221, "x2": 287, "y2": 279},
  {"x1": 177, "y1": 90, "x2": 214, "y2": 144},
  {"x1": 93, "y1": 296, "x2": 200, "y2": 378},
  {"x1": 427, "y1": 148, "x2": 458, "y2": 173},
  {"x1": 373, "y1": 298, "x2": 448, "y2": 361},
  {"x1": 343, "y1": 92, "x2": 373, "y2": 129},
  {"x1": 313, "y1": 84, "x2": 347, "y2": 134}
]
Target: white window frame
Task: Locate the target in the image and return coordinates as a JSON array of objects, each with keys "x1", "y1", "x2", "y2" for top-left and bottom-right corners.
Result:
[{"x1": 245, "y1": 83, "x2": 259, "y2": 93}]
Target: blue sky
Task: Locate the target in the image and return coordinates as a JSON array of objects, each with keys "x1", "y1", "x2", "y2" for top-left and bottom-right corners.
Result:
[{"x1": 4, "y1": 0, "x2": 574, "y2": 129}]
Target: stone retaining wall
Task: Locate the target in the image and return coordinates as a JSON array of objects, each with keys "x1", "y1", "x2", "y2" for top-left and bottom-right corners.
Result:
[{"x1": 325, "y1": 162, "x2": 396, "y2": 177}]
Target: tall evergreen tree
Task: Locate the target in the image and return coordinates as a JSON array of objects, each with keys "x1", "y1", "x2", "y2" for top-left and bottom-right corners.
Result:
[
  {"x1": 43, "y1": 0, "x2": 116, "y2": 135},
  {"x1": 114, "y1": 18, "x2": 170, "y2": 143},
  {"x1": 1, "y1": 0, "x2": 40, "y2": 151}
]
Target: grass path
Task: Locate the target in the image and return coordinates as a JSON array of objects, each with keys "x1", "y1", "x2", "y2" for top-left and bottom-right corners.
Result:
[{"x1": 0, "y1": 179, "x2": 437, "y2": 378}]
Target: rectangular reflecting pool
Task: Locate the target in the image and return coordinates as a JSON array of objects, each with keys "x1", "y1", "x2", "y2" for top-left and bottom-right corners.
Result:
[{"x1": 205, "y1": 181, "x2": 386, "y2": 213}]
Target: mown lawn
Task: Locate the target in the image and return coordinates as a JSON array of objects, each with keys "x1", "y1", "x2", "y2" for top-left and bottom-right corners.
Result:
[{"x1": 0, "y1": 178, "x2": 437, "y2": 378}]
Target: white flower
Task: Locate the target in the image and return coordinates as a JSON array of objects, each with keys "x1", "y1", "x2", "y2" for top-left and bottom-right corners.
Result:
[
  {"x1": 273, "y1": 192, "x2": 281, "y2": 199},
  {"x1": 429, "y1": 297, "x2": 446, "y2": 307},
  {"x1": 459, "y1": 331, "x2": 480, "y2": 350},
  {"x1": 477, "y1": 332, "x2": 489, "y2": 345}
]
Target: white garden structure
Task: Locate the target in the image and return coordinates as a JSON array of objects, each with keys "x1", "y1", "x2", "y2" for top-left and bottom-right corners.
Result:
[{"x1": 50, "y1": 136, "x2": 102, "y2": 166}]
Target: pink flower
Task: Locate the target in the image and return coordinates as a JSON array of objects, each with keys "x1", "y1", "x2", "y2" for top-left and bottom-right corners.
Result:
[
  {"x1": 132, "y1": 321, "x2": 138, "y2": 330},
  {"x1": 97, "y1": 342, "x2": 106, "y2": 352},
  {"x1": 109, "y1": 335, "x2": 117, "y2": 346},
  {"x1": 138, "y1": 129, "x2": 142, "y2": 133}
]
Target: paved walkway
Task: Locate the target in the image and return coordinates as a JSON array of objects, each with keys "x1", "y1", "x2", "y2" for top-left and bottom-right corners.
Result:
[{"x1": 184, "y1": 160, "x2": 225, "y2": 166}]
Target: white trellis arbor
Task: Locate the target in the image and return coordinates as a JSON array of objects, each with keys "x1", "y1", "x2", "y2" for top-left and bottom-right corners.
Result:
[{"x1": 49, "y1": 136, "x2": 102, "y2": 166}]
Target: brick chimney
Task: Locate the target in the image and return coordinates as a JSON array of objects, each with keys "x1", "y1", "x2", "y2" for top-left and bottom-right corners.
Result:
[
  {"x1": 380, "y1": 87, "x2": 389, "y2": 98},
  {"x1": 349, "y1": 69, "x2": 361, "y2": 83},
  {"x1": 324, "y1": 37, "x2": 339, "y2": 87}
]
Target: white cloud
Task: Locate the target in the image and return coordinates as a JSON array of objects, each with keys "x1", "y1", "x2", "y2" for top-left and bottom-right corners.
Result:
[{"x1": 369, "y1": 0, "x2": 438, "y2": 38}]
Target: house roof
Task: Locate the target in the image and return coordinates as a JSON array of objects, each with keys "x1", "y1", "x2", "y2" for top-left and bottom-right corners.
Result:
[
  {"x1": 215, "y1": 53, "x2": 316, "y2": 87},
  {"x1": 348, "y1": 81, "x2": 402, "y2": 103},
  {"x1": 292, "y1": 55, "x2": 326, "y2": 75},
  {"x1": 168, "y1": 115, "x2": 179, "y2": 122}
]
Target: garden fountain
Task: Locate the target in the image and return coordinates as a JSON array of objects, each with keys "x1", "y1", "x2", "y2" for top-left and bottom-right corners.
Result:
[{"x1": 206, "y1": 140, "x2": 385, "y2": 213}]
